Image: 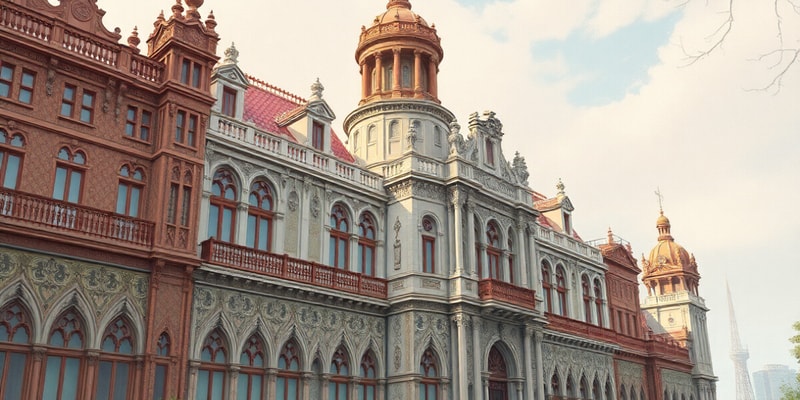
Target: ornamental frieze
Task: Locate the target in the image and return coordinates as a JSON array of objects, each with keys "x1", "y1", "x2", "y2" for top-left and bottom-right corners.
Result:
[{"x1": 387, "y1": 180, "x2": 447, "y2": 202}]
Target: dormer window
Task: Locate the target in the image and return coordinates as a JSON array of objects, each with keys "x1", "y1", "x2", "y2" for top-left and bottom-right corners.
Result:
[
  {"x1": 221, "y1": 86, "x2": 237, "y2": 117},
  {"x1": 312, "y1": 121, "x2": 324, "y2": 151},
  {"x1": 563, "y1": 212, "x2": 571, "y2": 235},
  {"x1": 485, "y1": 138, "x2": 494, "y2": 166}
]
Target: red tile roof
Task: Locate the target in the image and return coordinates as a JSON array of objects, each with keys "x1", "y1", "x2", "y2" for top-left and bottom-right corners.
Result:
[{"x1": 243, "y1": 75, "x2": 355, "y2": 163}]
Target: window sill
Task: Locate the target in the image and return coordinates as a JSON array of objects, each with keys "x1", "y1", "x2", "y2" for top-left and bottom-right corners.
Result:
[
  {"x1": 122, "y1": 135, "x2": 152, "y2": 146},
  {"x1": 174, "y1": 141, "x2": 198, "y2": 151},
  {"x1": 0, "y1": 96, "x2": 34, "y2": 110},
  {"x1": 57, "y1": 115, "x2": 95, "y2": 129}
]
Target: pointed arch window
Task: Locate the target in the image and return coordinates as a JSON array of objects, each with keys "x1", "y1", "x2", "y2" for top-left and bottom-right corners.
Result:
[
  {"x1": 419, "y1": 347, "x2": 439, "y2": 400},
  {"x1": 486, "y1": 221, "x2": 502, "y2": 280},
  {"x1": 631, "y1": 387, "x2": 638, "y2": 400},
  {"x1": 116, "y1": 165, "x2": 144, "y2": 217},
  {"x1": 582, "y1": 275, "x2": 592, "y2": 323},
  {"x1": 358, "y1": 213, "x2": 377, "y2": 276},
  {"x1": 329, "y1": 205, "x2": 350, "y2": 269},
  {"x1": 541, "y1": 262, "x2": 553, "y2": 313},
  {"x1": 0, "y1": 302, "x2": 31, "y2": 400},
  {"x1": 592, "y1": 378, "x2": 602, "y2": 400},
  {"x1": 43, "y1": 310, "x2": 84, "y2": 400},
  {"x1": 550, "y1": 372, "x2": 561, "y2": 399},
  {"x1": 487, "y1": 346, "x2": 509, "y2": 400},
  {"x1": 246, "y1": 180, "x2": 274, "y2": 251},
  {"x1": 579, "y1": 376, "x2": 589, "y2": 400},
  {"x1": 329, "y1": 347, "x2": 349, "y2": 400},
  {"x1": 209, "y1": 169, "x2": 238, "y2": 242},
  {"x1": 605, "y1": 380, "x2": 613, "y2": 400},
  {"x1": 0, "y1": 129, "x2": 24, "y2": 191},
  {"x1": 594, "y1": 279, "x2": 604, "y2": 327},
  {"x1": 422, "y1": 216, "x2": 436, "y2": 274},
  {"x1": 276, "y1": 339, "x2": 301, "y2": 400},
  {"x1": 197, "y1": 329, "x2": 227, "y2": 400},
  {"x1": 53, "y1": 147, "x2": 86, "y2": 204},
  {"x1": 96, "y1": 317, "x2": 134, "y2": 399},
  {"x1": 555, "y1": 265, "x2": 567, "y2": 316},
  {"x1": 359, "y1": 351, "x2": 377, "y2": 400},
  {"x1": 153, "y1": 332, "x2": 170, "y2": 400},
  {"x1": 238, "y1": 334, "x2": 265, "y2": 400},
  {"x1": 620, "y1": 385, "x2": 628, "y2": 400},
  {"x1": 566, "y1": 375, "x2": 576, "y2": 399}
]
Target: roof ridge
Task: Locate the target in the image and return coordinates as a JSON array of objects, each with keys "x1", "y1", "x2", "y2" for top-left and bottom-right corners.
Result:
[{"x1": 246, "y1": 74, "x2": 307, "y2": 105}]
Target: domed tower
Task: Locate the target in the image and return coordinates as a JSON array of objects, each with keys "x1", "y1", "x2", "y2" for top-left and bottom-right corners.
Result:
[
  {"x1": 344, "y1": 0, "x2": 455, "y2": 168},
  {"x1": 641, "y1": 210, "x2": 717, "y2": 398}
]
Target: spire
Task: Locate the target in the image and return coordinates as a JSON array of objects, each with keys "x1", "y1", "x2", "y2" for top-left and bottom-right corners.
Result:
[{"x1": 727, "y1": 281, "x2": 756, "y2": 400}]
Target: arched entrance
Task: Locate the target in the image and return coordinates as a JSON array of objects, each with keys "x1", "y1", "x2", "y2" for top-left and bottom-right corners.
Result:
[{"x1": 488, "y1": 345, "x2": 509, "y2": 400}]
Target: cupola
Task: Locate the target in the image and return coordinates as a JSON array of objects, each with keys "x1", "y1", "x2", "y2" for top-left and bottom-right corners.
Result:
[
  {"x1": 641, "y1": 210, "x2": 701, "y2": 296},
  {"x1": 355, "y1": 0, "x2": 444, "y2": 105}
]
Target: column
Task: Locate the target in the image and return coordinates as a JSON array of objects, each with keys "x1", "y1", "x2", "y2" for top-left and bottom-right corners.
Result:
[
  {"x1": 236, "y1": 201, "x2": 248, "y2": 245},
  {"x1": 524, "y1": 327, "x2": 535, "y2": 400},
  {"x1": 186, "y1": 361, "x2": 200, "y2": 400},
  {"x1": 466, "y1": 200, "x2": 476, "y2": 277},
  {"x1": 350, "y1": 233, "x2": 359, "y2": 272},
  {"x1": 361, "y1": 61, "x2": 370, "y2": 99},
  {"x1": 413, "y1": 50, "x2": 423, "y2": 96},
  {"x1": 392, "y1": 48, "x2": 401, "y2": 92},
  {"x1": 84, "y1": 351, "x2": 99, "y2": 399},
  {"x1": 374, "y1": 52, "x2": 383, "y2": 94},
  {"x1": 451, "y1": 189, "x2": 465, "y2": 275},
  {"x1": 28, "y1": 346, "x2": 46, "y2": 399},
  {"x1": 229, "y1": 366, "x2": 241, "y2": 400},
  {"x1": 454, "y1": 315, "x2": 469, "y2": 400},
  {"x1": 527, "y1": 222, "x2": 542, "y2": 303},
  {"x1": 428, "y1": 56, "x2": 438, "y2": 99},
  {"x1": 534, "y1": 331, "x2": 545, "y2": 400},
  {"x1": 516, "y1": 220, "x2": 529, "y2": 288},
  {"x1": 472, "y1": 316, "x2": 482, "y2": 399}
]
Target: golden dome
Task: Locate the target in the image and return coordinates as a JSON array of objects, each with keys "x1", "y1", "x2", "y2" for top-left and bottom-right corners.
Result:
[
  {"x1": 374, "y1": 1, "x2": 430, "y2": 27},
  {"x1": 642, "y1": 211, "x2": 699, "y2": 278},
  {"x1": 356, "y1": 0, "x2": 443, "y2": 63}
]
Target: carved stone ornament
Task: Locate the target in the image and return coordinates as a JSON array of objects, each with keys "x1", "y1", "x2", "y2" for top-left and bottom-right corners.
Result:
[
  {"x1": 287, "y1": 191, "x2": 299, "y2": 212},
  {"x1": 310, "y1": 194, "x2": 320, "y2": 218}
]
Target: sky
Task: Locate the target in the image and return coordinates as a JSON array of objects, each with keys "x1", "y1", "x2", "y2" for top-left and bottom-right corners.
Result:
[{"x1": 96, "y1": 0, "x2": 800, "y2": 398}]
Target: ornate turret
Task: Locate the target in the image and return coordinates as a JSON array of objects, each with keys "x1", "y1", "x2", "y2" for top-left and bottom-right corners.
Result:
[
  {"x1": 354, "y1": 0, "x2": 443, "y2": 105},
  {"x1": 641, "y1": 210, "x2": 701, "y2": 296}
]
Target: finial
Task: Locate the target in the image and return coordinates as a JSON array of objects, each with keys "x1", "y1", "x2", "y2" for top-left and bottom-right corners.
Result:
[
  {"x1": 185, "y1": 0, "x2": 204, "y2": 19},
  {"x1": 655, "y1": 187, "x2": 664, "y2": 214},
  {"x1": 155, "y1": 10, "x2": 165, "y2": 25},
  {"x1": 309, "y1": 78, "x2": 324, "y2": 101},
  {"x1": 387, "y1": 0, "x2": 412, "y2": 10},
  {"x1": 205, "y1": 10, "x2": 217, "y2": 31},
  {"x1": 223, "y1": 42, "x2": 239, "y2": 65},
  {"x1": 556, "y1": 178, "x2": 566, "y2": 198},
  {"x1": 607, "y1": 227, "x2": 614, "y2": 244},
  {"x1": 127, "y1": 27, "x2": 141, "y2": 52},
  {"x1": 171, "y1": 0, "x2": 184, "y2": 19}
]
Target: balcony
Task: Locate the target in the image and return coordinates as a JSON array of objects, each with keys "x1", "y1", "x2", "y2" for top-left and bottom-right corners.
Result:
[
  {"x1": 478, "y1": 279, "x2": 537, "y2": 310},
  {"x1": 0, "y1": 189, "x2": 154, "y2": 247},
  {"x1": 200, "y1": 239, "x2": 388, "y2": 299}
]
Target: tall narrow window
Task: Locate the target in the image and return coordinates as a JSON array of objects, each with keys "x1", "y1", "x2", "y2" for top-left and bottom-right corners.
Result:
[
  {"x1": 208, "y1": 169, "x2": 237, "y2": 242},
  {"x1": 0, "y1": 302, "x2": 31, "y2": 400},
  {"x1": 187, "y1": 114, "x2": 198, "y2": 146},
  {"x1": 474, "y1": 218, "x2": 482, "y2": 278},
  {"x1": 125, "y1": 107, "x2": 152, "y2": 142},
  {"x1": 507, "y1": 230, "x2": 515, "y2": 283},
  {"x1": 579, "y1": 376, "x2": 589, "y2": 400},
  {"x1": 197, "y1": 329, "x2": 227, "y2": 400},
  {"x1": 486, "y1": 222, "x2": 501, "y2": 280},
  {"x1": 329, "y1": 347, "x2": 349, "y2": 400},
  {"x1": 167, "y1": 166, "x2": 193, "y2": 228},
  {"x1": 555, "y1": 266, "x2": 567, "y2": 316},
  {"x1": 246, "y1": 181, "x2": 274, "y2": 251},
  {"x1": 221, "y1": 87, "x2": 237, "y2": 117},
  {"x1": 0, "y1": 130, "x2": 24, "y2": 190},
  {"x1": 419, "y1": 348, "x2": 439, "y2": 400},
  {"x1": 359, "y1": 351, "x2": 377, "y2": 400},
  {"x1": 175, "y1": 111, "x2": 186, "y2": 143},
  {"x1": 276, "y1": 340, "x2": 301, "y2": 400},
  {"x1": 541, "y1": 262, "x2": 553, "y2": 313},
  {"x1": 238, "y1": 334, "x2": 265, "y2": 400},
  {"x1": 175, "y1": 111, "x2": 198, "y2": 147},
  {"x1": 582, "y1": 275, "x2": 592, "y2": 324},
  {"x1": 116, "y1": 165, "x2": 144, "y2": 217},
  {"x1": 153, "y1": 333, "x2": 170, "y2": 400},
  {"x1": 53, "y1": 147, "x2": 86, "y2": 204},
  {"x1": 180, "y1": 60, "x2": 191, "y2": 85},
  {"x1": 43, "y1": 310, "x2": 84, "y2": 400},
  {"x1": 192, "y1": 63, "x2": 202, "y2": 88},
  {"x1": 329, "y1": 205, "x2": 350, "y2": 268},
  {"x1": 312, "y1": 121, "x2": 324, "y2": 151},
  {"x1": 60, "y1": 84, "x2": 76, "y2": 118},
  {"x1": 0, "y1": 63, "x2": 13, "y2": 98},
  {"x1": 96, "y1": 317, "x2": 134, "y2": 400},
  {"x1": 79, "y1": 90, "x2": 95, "y2": 123},
  {"x1": 18, "y1": 70, "x2": 34, "y2": 104},
  {"x1": 358, "y1": 213, "x2": 377, "y2": 276},
  {"x1": 422, "y1": 217, "x2": 436, "y2": 274},
  {"x1": 550, "y1": 372, "x2": 560, "y2": 399},
  {"x1": 594, "y1": 279, "x2": 604, "y2": 327},
  {"x1": 485, "y1": 138, "x2": 494, "y2": 166}
]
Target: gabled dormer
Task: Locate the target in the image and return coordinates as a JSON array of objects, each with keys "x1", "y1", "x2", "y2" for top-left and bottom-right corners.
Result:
[
  {"x1": 536, "y1": 179, "x2": 575, "y2": 236},
  {"x1": 211, "y1": 43, "x2": 248, "y2": 120},
  {"x1": 276, "y1": 79, "x2": 336, "y2": 153},
  {"x1": 467, "y1": 110, "x2": 506, "y2": 170}
]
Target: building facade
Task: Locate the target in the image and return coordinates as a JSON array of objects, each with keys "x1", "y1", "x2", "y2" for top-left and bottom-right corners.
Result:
[
  {"x1": 0, "y1": 0, "x2": 716, "y2": 399},
  {"x1": 753, "y1": 365, "x2": 798, "y2": 400}
]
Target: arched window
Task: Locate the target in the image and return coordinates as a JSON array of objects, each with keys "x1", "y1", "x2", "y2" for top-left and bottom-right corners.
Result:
[
  {"x1": 116, "y1": 165, "x2": 144, "y2": 217},
  {"x1": 487, "y1": 346, "x2": 509, "y2": 400},
  {"x1": 329, "y1": 346, "x2": 349, "y2": 400},
  {"x1": 359, "y1": 351, "x2": 377, "y2": 400},
  {"x1": 209, "y1": 169, "x2": 237, "y2": 242},
  {"x1": 329, "y1": 205, "x2": 350, "y2": 268},
  {"x1": 566, "y1": 375, "x2": 575, "y2": 398},
  {"x1": 238, "y1": 334, "x2": 265, "y2": 400},
  {"x1": 0, "y1": 301, "x2": 31, "y2": 400},
  {"x1": 582, "y1": 275, "x2": 592, "y2": 323},
  {"x1": 592, "y1": 378, "x2": 603, "y2": 400},
  {"x1": 53, "y1": 147, "x2": 86, "y2": 204},
  {"x1": 594, "y1": 279, "x2": 604, "y2": 327},
  {"x1": 43, "y1": 309, "x2": 84, "y2": 400},
  {"x1": 507, "y1": 228, "x2": 515, "y2": 284},
  {"x1": 579, "y1": 376, "x2": 589, "y2": 399},
  {"x1": 555, "y1": 265, "x2": 567, "y2": 316},
  {"x1": 96, "y1": 317, "x2": 134, "y2": 399},
  {"x1": 419, "y1": 347, "x2": 439, "y2": 400},
  {"x1": 0, "y1": 129, "x2": 25, "y2": 191},
  {"x1": 550, "y1": 372, "x2": 561, "y2": 399},
  {"x1": 153, "y1": 332, "x2": 170, "y2": 400},
  {"x1": 605, "y1": 379, "x2": 613, "y2": 400},
  {"x1": 486, "y1": 221, "x2": 501, "y2": 280},
  {"x1": 422, "y1": 217, "x2": 436, "y2": 274},
  {"x1": 541, "y1": 261, "x2": 553, "y2": 313},
  {"x1": 276, "y1": 339, "x2": 301, "y2": 400},
  {"x1": 358, "y1": 213, "x2": 377, "y2": 276},
  {"x1": 631, "y1": 386, "x2": 638, "y2": 400},
  {"x1": 246, "y1": 180, "x2": 274, "y2": 251},
  {"x1": 485, "y1": 138, "x2": 494, "y2": 166},
  {"x1": 197, "y1": 329, "x2": 227, "y2": 400}
]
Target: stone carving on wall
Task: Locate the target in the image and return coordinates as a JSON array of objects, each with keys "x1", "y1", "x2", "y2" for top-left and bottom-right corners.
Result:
[
  {"x1": 512, "y1": 152, "x2": 529, "y2": 185},
  {"x1": 448, "y1": 119, "x2": 466, "y2": 156},
  {"x1": 541, "y1": 342, "x2": 613, "y2": 385},
  {"x1": 393, "y1": 217, "x2": 402, "y2": 270},
  {"x1": 287, "y1": 190, "x2": 299, "y2": 212},
  {"x1": 617, "y1": 360, "x2": 644, "y2": 390},
  {"x1": 413, "y1": 311, "x2": 450, "y2": 363}
]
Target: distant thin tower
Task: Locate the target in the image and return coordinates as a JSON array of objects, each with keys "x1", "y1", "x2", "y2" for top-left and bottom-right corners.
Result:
[{"x1": 728, "y1": 281, "x2": 756, "y2": 400}]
